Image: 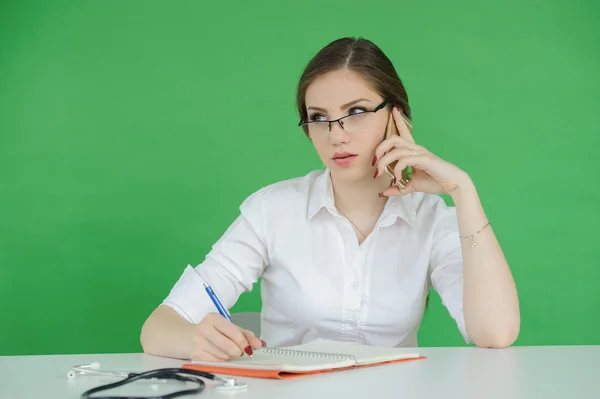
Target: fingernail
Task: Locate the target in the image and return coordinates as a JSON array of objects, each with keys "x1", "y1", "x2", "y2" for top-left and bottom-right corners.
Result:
[
  {"x1": 393, "y1": 177, "x2": 397, "y2": 185},
  {"x1": 373, "y1": 168, "x2": 378, "y2": 179},
  {"x1": 378, "y1": 192, "x2": 385, "y2": 197},
  {"x1": 244, "y1": 346, "x2": 253, "y2": 356},
  {"x1": 261, "y1": 340, "x2": 267, "y2": 348},
  {"x1": 372, "y1": 156, "x2": 377, "y2": 166}
]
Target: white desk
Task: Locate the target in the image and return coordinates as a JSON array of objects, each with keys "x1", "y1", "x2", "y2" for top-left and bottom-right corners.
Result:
[{"x1": 1, "y1": 346, "x2": 598, "y2": 398}]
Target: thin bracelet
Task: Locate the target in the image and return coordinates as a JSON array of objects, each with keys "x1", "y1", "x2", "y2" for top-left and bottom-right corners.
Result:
[{"x1": 459, "y1": 221, "x2": 490, "y2": 248}]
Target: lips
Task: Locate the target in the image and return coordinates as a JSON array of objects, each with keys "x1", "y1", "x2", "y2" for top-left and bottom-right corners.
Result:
[
  {"x1": 332, "y1": 152, "x2": 357, "y2": 160},
  {"x1": 332, "y1": 153, "x2": 358, "y2": 167}
]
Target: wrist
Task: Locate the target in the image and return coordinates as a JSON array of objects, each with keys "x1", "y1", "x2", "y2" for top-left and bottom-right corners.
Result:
[{"x1": 449, "y1": 172, "x2": 476, "y2": 201}]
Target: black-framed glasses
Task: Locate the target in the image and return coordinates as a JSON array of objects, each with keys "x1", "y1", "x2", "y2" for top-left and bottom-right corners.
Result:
[{"x1": 299, "y1": 100, "x2": 389, "y2": 135}]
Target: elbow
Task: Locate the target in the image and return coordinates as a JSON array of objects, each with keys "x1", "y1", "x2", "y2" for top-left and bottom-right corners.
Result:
[
  {"x1": 140, "y1": 315, "x2": 161, "y2": 356},
  {"x1": 475, "y1": 332, "x2": 518, "y2": 349},
  {"x1": 140, "y1": 318, "x2": 152, "y2": 354},
  {"x1": 470, "y1": 317, "x2": 520, "y2": 349}
]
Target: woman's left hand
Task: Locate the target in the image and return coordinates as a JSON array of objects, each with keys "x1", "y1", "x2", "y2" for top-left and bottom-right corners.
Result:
[{"x1": 374, "y1": 106, "x2": 470, "y2": 197}]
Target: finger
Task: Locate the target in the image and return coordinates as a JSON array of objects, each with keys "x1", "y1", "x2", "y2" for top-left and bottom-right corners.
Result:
[
  {"x1": 210, "y1": 330, "x2": 247, "y2": 357},
  {"x1": 375, "y1": 135, "x2": 420, "y2": 162},
  {"x1": 393, "y1": 105, "x2": 415, "y2": 144},
  {"x1": 374, "y1": 148, "x2": 413, "y2": 178},
  {"x1": 381, "y1": 154, "x2": 428, "y2": 182},
  {"x1": 392, "y1": 154, "x2": 428, "y2": 177},
  {"x1": 203, "y1": 337, "x2": 235, "y2": 360},
  {"x1": 191, "y1": 348, "x2": 229, "y2": 362},
  {"x1": 205, "y1": 327, "x2": 247, "y2": 357},
  {"x1": 240, "y1": 328, "x2": 263, "y2": 349},
  {"x1": 380, "y1": 183, "x2": 414, "y2": 197},
  {"x1": 212, "y1": 317, "x2": 250, "y2": 355},
  {"x1": 192, "y1": 328, "x2": 232, "y2": 360},
  {"x1": 375, "y1": 148, "x2": 426, "y2": 179}
]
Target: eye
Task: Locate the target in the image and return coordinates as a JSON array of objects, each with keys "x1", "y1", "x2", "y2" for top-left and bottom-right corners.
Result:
[
  {"x1": 348, "y1": 107, "x2": 367, "y2": 115},
  {"x1": 309, "y1": 113, "x2": 328, "y2": 122}
]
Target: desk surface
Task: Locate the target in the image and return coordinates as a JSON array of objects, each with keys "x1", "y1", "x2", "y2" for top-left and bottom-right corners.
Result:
[{"x1": 1, "y1": 346, "x2": 598, "y2": 399}]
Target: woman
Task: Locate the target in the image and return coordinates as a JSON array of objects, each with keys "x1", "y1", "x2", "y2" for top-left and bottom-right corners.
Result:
[{"x1": 140, "y1": 37, "x2": 520, "y2": 361}]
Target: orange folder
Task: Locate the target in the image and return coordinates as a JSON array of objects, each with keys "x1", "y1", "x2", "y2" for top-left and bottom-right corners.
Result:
[
  {"x1": 182, "y1": 355, "x2": 426, "y2": 379},
  {"x1": 181, "y1": 340, "x2": 426, "y2": 379}
]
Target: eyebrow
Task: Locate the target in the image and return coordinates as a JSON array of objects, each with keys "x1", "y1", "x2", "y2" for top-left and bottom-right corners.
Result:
[{"x1": 307, "y1": 98, "x2": 372, "y2": 113}]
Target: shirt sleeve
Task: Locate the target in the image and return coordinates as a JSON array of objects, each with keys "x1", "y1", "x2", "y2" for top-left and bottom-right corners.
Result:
[
  {"x1": 427, "y1": 197, "x2": 472, "y2": 344},
  {"x1": 161, "y1": 188, "x2": 269, "y2": 324}
]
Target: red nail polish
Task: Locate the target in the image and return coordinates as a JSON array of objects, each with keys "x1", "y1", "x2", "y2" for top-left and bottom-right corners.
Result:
[
  {"x1": 378, "y1": 193, "x2": 385, "y2": 197},
  {"x1": 261, "y1": 340, "x2": 267, "y2": 348},
  {"x1": 244, "y1": 346, "x2": 253, "y2": 356},
  {"x1": 372, "y1": 156, "x2": 377, "y2": 166},
  {"x1": 373, "y1": 168, "x2": 378, "y2": 178},
  {"x1": 393, "y1": 177, "x2": 397, "y2": 185}
]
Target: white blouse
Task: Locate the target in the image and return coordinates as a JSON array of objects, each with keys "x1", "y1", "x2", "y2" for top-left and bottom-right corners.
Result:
[{"x1": 162, "y1": 169, "x2": 471, "y2": 348}]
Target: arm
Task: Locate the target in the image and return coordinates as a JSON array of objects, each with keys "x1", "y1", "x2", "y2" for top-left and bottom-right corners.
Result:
[
  {"x1": 451, "y1": 174, "x2": 520, "y2": 348},
  {"x1": 140, "y1": 189, "x2": 270, "y2": 359},
  {"x1": 141, "y1": 305, "x2": 263, "y2": 360},
  {"x1": 375, "y1": 106, "x2": 520, "y2": 348},
  {"x1": 141, "y1": 305, "x2": 196, "y2": 359}
]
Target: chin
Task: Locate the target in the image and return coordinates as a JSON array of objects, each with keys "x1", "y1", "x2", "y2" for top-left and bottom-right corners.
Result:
[{"x1": 329, "y1": 166, "x2": 369, "y2": 182}]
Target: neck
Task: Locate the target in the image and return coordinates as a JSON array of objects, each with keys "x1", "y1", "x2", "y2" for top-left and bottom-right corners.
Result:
[{"x1": 329, "y1": 171, "x2": 391, "y2": 215}]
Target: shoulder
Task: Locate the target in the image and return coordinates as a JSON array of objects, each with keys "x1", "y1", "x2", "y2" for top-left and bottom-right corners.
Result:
[{"x1": 239, "y1": 169, "x2": 323, "y2": 216}]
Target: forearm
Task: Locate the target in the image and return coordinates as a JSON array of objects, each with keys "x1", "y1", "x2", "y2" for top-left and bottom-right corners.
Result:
[
  {"x1": 450, "y1": 174, "x2": 520, "y2": 348},
  {"x1": 140, "y1": 305, "x2": 196, "y2": 359}
]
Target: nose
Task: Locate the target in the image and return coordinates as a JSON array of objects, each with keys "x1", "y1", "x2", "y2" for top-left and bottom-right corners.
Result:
[{"x1": 328, "y1": 120, "x2": 349, "y2": 145}]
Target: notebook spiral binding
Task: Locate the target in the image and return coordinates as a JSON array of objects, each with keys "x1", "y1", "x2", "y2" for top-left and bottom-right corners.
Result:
[{"x1": 259, "y1": 348, "x2": 355, "y2": 361}]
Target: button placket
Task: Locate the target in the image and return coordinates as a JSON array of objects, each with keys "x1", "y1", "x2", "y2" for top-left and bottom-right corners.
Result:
[
  {"x1": 357, "y1": 233, "x2": 374, "y2": 342},
  {"x1": 339, "y1": 219, "x2": 355, "y2": 341}
]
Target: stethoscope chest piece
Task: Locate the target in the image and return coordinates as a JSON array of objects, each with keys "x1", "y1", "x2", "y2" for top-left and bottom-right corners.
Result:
[{"x1": 215, "y1": 378, "x2": 248, "y2": 392}]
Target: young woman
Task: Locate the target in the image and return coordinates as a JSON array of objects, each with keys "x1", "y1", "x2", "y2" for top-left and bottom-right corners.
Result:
[{"x1": 141, "y1": 37, "x2": 520, "y2": 361}]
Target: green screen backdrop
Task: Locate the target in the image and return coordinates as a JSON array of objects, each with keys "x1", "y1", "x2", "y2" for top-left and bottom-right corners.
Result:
[{"x1": 1, "y1": 0, "x2": 599, "y2": 355}]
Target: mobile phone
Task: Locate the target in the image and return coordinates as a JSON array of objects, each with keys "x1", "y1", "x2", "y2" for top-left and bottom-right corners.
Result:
[{"x1": 383, "y1": 108, "x2": 413, "y2": 188}]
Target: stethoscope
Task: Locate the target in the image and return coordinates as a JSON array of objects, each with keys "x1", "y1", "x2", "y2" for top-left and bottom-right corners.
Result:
[{"x1": 68, "y1": 362, "x2": 248, "y2": 398}]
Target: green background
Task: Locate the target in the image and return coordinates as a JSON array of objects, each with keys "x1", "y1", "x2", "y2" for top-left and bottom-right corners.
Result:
[{"x1": 1, "y1": 0, "x2": 598, "y2": 356}]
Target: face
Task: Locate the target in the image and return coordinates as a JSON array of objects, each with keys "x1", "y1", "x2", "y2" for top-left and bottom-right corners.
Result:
[{"x1": 304, "y1": 69, "x2": 390, "y2": 182}]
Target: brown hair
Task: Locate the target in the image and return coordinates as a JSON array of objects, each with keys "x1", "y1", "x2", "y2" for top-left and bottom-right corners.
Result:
[{"x1": 296, "y1": 37, "x2": 411, "y2": 136}]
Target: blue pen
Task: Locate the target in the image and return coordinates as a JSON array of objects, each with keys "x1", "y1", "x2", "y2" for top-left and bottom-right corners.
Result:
[{"x1": 203, "y1": 281, "x2": 253, "y2": 358}]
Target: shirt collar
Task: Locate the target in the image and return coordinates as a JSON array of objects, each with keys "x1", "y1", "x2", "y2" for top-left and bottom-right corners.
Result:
[
  {"x1": 306, "y1": 169, "x2": 417, "y2": 227},
  {"x1": 306, "y1": 169, "x2": 336, "y2": 220}
]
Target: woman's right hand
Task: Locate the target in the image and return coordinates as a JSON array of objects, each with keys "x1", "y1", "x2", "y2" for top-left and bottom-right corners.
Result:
[{"x1": 191, "y1": 312, "x2": 264, "y2": 361}]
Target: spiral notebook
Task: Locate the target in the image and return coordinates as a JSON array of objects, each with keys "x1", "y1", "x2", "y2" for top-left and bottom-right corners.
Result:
[{"x1": 181, "y1": 339, "x2": 425, "y2": 379}]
